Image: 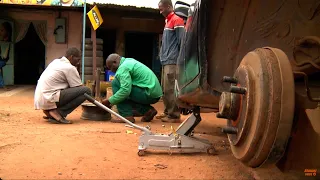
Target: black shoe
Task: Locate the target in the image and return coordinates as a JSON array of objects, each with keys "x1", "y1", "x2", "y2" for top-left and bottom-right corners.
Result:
[{"x1": 141, "y1": 108, "x2": 158, "y2": 122}]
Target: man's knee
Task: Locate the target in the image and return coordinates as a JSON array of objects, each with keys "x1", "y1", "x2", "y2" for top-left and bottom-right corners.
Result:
[{"x1": 82, "y1": 86, "x2": 91, "y2": 95}]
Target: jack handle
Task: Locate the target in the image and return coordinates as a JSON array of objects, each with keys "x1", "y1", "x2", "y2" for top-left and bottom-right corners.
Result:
[{"x1": 84, "y1": 93, "x2": 152, "y2": 134}]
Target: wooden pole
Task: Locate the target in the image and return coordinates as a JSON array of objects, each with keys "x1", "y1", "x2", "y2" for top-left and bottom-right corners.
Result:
[
  {"x1": 91, "y1": 20, "x2": 97, "y2": 80},
  {"x1": 81, "y1": 0, "x2": 86, "y2": 84}
]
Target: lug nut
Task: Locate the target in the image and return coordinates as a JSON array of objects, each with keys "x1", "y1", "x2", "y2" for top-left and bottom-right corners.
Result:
[
  {"x1": 230, "y1": 86, "x2": 246, "y2": 94},
  {"x1": 222, "y1": 76, "x2": 238, "y2": 84},
  {"x1": 221, "y1": 127, "x2": 238, "y2": 134}
]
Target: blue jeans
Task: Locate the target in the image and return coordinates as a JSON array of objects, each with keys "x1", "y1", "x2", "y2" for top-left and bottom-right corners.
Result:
[{"x1": 0, "y1": 61, "x2": 6, "y2": 87}]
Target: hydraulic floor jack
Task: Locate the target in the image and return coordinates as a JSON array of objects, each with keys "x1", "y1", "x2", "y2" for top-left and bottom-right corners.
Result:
[{"x1": 84, "y1": 93, "x2": 217, "y2": 156}]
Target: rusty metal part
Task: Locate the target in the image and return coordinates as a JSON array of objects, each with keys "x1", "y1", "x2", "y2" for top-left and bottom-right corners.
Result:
[
  {"x1": 222, "y1": 76, "x2": 238, "y2": 84},
  {"x1": 221, "y1": 127, "x2": 238, "y2": 134},
  {"x1": 177, "y1": 85, "x2": 221, "y2": 109},
  {"x1": 260, "y1": 47, "x2": 295, "y2": 167},
  {"x1": 276, "y1": 109, "x2": 320, "y2": 172},
  {"x1": 225, "y1": 63, "x2": 254, "y2": 147},
  {"x1": 205, "y1": 0, "x2": 320, "y2": 93},
  {"x1": 306, "y1": 106, "x2": 320, "y2": 135},
  {"x1": 220, "y1": 47, "x2": 295, "y2": 168},
  {"x1": 292, "y1": 36, "x2": 320, "y2": 75},
  {"x1": 293, "y1": 36, "x2": 320, "y2": 69},
  {"x1": 293, "y1": 71, "x2": 320, "y2": 102},
  {"x1": 217, "y1": 92, "x2": 241, "y2": 120},
  {"x1": 229, "y1": 86, "x2": 247, "y2": 94},
  {"x1": 80, "y1": 102, "x2": 111, "y2": 121}
]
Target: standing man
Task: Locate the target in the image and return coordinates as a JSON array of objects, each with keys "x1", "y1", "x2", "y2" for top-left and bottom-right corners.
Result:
[
  {"x1": 0, "y1": 21, "x2": 12, "y2": 89},
  {"x1": 34, "y1": 47, "x2": 91, "y2": 124},
  {"x1": 157, "y1": 0, "x2": 185, "y2": 123},
  {"x1": 102, "y1": 54, "x2": 162, "y2": 123}
]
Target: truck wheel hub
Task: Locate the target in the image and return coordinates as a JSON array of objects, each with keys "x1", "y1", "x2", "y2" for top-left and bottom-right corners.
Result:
[{"x1": 218, "y1": 47, "x2": 295, "y2": 168}]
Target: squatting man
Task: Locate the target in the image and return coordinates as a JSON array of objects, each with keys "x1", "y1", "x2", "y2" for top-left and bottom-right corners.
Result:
[
  {"x1": 34, "y1": 47, "x2": 91, "y2": 124},
  {"x1": 34, "y1": 50, "x2": 163, "y2": 124},
  {"x1": 101, "y1": 53, "x2": 163, "y2": 123}
]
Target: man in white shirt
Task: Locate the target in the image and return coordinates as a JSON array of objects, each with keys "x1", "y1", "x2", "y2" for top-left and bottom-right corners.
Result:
[{"x1": 34, "y1": 47, "x2": 91, "y2": 124}]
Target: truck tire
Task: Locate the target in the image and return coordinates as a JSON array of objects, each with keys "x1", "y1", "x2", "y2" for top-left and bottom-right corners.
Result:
[
  {"x1": 80, "y1": 67, "x2": 105, "y2": 75},
  {"x1": 84, "y1": 50, "x2": 103, "y2": 57},
  {"x1": 83, "y1": 75, "x2": 105, "y2": 82},
  {"x1": 85, "y1": 44, "x2": 103, "y2": 51},
  {"x1": 79, "y1": 67, "x2": 94, "y2": 75},
  {"x1": 83, "y1": 57, "x2": 104, "y2": 67},
  {"x1": 84, "y1": 38, "x2": 103, "y2": 45}
]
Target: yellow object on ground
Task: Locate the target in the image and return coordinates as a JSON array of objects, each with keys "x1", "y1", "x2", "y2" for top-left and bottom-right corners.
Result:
[{"x1": 126, "y1": 130, "x2": 133, "y2": 134}]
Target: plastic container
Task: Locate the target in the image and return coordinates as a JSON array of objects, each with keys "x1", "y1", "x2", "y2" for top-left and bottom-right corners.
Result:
[{"x1": 105, "y1": 70, "x2": 115, "y2": 82}]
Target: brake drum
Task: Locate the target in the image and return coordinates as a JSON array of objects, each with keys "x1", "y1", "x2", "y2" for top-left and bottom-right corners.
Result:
[{"x1": 218, "y1": 47, "x2": 295, "y2": 168}]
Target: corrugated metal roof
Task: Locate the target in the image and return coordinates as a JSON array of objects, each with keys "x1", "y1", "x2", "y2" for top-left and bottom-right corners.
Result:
[{"x1": 86, "y1": 0, "x2": 195, "y2": 9}]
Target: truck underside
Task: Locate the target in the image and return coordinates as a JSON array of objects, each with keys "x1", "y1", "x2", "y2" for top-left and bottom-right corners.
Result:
[{"x1": 175, "y1": 0, "x2": 320, "y2": 173}]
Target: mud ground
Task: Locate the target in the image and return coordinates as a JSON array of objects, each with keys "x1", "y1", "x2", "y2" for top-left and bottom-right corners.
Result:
[{"x1": 0, "y1": 86, "x2": 304, "y2": 179}]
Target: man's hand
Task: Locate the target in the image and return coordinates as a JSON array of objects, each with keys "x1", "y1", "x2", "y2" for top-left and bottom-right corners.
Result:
[{"x1": 102, "y1": 99, "x2": 112, "y2": 108}]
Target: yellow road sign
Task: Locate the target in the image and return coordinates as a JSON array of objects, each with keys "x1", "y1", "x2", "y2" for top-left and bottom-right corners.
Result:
[{"x1": 87, "y1": 5, "x2": 103, "y2": 30}]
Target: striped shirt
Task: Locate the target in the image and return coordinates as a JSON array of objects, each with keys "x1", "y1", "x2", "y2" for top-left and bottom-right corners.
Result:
[{"x1": 159, "y1": 12, "x2": 185, "y2": 65}]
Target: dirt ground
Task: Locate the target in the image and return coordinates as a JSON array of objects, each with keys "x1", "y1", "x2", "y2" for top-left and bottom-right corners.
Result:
[{"x1": 0, "y1": 86, "x2": 303, "y2": 179}]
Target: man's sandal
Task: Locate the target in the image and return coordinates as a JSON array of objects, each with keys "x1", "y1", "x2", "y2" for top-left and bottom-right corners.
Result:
[
  {"x1": 48, "y1": 117, "x2": 72, "y2": 124},
  {"x1": 43, "y1": 116, "x2": 51, "y2": 119},
  {"x1": 44, "y1": 115, "x2": 66, "y2": 120}
]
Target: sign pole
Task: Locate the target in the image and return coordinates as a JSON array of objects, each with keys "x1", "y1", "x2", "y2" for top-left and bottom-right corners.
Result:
[{"x1": 81, "y1": 0, "x2": 87, "y2": 84}]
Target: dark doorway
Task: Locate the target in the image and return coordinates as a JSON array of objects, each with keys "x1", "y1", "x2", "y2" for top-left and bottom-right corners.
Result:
[
  {"x1": 124, "y1": 32, "x2": 157, "y2": 70},
  {"x1": 15, "y1": 23, "x2": 45, "y2": 85},
  {"x1": 97, "y1": 28, "x2": 116, "y2": 66}
]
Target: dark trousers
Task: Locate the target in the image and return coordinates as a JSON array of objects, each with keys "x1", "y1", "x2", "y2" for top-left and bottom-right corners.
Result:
[
  {"x1": 0, "y1": 61, "x2": 6, "y2": 88},
  {"x1": 56, "y1": 86, "x2": 91, "y2": 117},
  {"x1": 162, "y1": 65, "x2": 180, "y2": 118},
  {"x1": 112, "y1": 77, "x2": 159, "y2": 117}
]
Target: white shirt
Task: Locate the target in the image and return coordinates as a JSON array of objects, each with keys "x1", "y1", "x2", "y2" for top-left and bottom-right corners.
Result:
[{"x1": 34, "y1": 56, "x2": 82, "y2": 110}]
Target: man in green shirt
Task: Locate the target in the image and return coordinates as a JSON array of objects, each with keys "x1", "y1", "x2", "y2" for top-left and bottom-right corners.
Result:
[{"x1": 102, "y1": 54, "x2": 163, "y2": 123}]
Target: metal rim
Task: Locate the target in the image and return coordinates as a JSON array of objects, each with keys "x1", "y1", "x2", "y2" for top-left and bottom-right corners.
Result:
[{"x1": 80, "y1": 103, "x2": 111, "y2": 121}]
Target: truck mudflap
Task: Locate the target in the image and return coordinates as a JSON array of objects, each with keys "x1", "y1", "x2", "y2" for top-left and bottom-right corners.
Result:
[{"x1": 175, "y1": 0, "x2": 221, "y2": 109}]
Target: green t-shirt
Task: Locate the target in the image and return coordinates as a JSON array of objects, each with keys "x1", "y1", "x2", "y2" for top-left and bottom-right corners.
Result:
[{"x1": 108, "y1": 57, "x2": 163, "y2": 105}]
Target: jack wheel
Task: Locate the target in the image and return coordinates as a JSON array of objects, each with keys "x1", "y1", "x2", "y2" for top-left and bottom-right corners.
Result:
[
  {"x1": 138, "y1": 150, "x2": 145, "y2": 156},
  {"x1": 207, "y1": 147, "x2": 218, "y2": 155}
]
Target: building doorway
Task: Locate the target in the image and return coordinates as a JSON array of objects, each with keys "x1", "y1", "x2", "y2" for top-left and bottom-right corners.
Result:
[
  {"x1": 124, "y1": 32, "x2": 158, "y2": 70},
  {"x1": 15, "y1": 23, "x2": 45, "y2": 85},
  {"x1": 96, "y1": 28, "x2": 116, "y2": 66}
]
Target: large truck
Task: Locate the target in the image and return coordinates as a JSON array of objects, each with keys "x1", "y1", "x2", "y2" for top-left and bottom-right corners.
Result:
[{"x1": 174, "y1": 0, "x2": 320, "y2": 174}]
